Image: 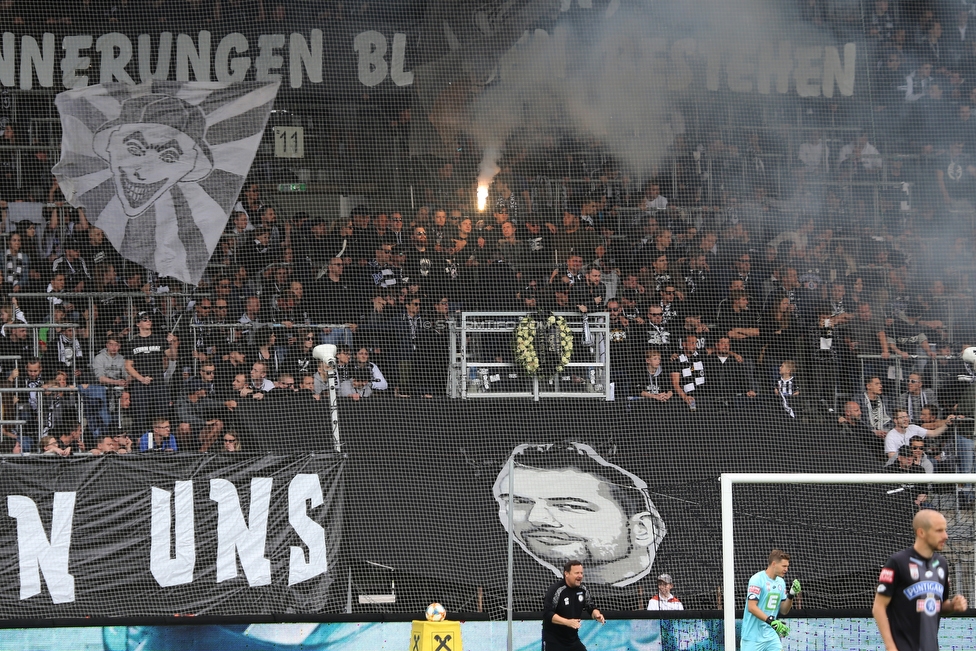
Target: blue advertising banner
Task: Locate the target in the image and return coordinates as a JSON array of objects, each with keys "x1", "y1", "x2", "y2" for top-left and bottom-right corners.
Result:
[{"x1": 2, "y1": 617, "x2": 976, "y2": 651}]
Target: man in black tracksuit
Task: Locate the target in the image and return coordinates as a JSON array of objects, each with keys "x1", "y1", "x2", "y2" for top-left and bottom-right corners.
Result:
[{"x1": 542, "y1": 560, "x2": 605, "y2": 651}]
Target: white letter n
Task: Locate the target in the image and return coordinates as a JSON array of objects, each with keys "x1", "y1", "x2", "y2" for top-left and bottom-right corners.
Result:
[
  {"x1": 210, "y1": 478, "x2": 272, "y2": 586},
  {"x1": 7, "y1": 493, "x2": 76, "y2": 603}
]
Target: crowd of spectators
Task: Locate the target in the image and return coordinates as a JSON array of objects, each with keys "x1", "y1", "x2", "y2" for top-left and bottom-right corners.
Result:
[{"x1": 0, "y1": 1, "x2": 973, "y2": 465}]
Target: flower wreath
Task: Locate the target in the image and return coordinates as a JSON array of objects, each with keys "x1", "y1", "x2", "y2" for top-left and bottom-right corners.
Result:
[{"x1": 513, "y1": 312, "x2": 574, "y2": 378}]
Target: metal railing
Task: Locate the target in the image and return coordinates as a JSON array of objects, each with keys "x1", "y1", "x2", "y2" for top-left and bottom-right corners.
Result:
[
  {"x1": 14, "y1": 291, "x2": 195, "y2": 362},
  {"x1": 857, "y1": 353, "x2": 946, "y2": 396},
  {"x1": 452, "y1": 311, "x2": 611, "y2": 401},
  {"x1": 0, "y1": 386, "x2": 83, "y2": 450}
]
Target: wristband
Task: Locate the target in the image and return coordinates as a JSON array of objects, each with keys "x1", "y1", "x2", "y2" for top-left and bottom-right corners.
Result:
[
  {"x1": 765, "y1": 616, "x2": 774, "y2": 625},
  {"x1": 785, "y1": 593, "x2": 794, "y2": 601}
]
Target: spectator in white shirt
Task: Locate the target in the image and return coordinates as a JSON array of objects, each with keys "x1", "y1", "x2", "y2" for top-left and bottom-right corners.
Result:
[
  {"x1": 884, "y1": 409, "x2": 957, "y2": 459},
  {"x1": 798, "y1": 131, "x2": 830, "y2": 171},
  {"x1": 642, "y1": 182, "x2": 668, "y2": 211},
  {"x1": 837, "y1": 135, "x2": 883, "y2": 171},
  {"x1": 900, "y1": 61, "x2": 933, "y2": 101},
  {"x1": 647, "y1": 573, "x2": 684, "y2": 610}
]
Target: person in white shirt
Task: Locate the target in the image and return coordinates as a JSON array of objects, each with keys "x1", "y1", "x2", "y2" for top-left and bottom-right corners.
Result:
[
  {"x1": 643, "y1": 183, "x2": 668, "y2": 211},
  {"x1": 884, "y1": 409, "x2": 957, "y2": 459},
  {"x1": 798, "y1": 131, "x2": 829, "y2": 171},
  {"x1": 647, "y1": 573, "x2": 683, "y2": 610},
  {"x1": 837, "y1": 135, "x2": 883, "y2": 171},
  {"x1": 900, "y1": 61, "x2": 933, "y2": 102}
]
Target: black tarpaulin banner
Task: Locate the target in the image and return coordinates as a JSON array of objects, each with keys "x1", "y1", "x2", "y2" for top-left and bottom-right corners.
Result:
[{"x1": 0, "y1": 453, "x2": 343, "y2": 618}]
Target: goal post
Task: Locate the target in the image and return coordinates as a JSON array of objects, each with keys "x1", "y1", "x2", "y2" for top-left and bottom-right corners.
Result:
[{"x1": 720, "y1": 472, "x2": 976, "y2": 651}]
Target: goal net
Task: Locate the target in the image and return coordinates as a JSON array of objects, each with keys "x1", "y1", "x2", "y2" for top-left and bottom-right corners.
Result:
[{"x1": 721, "y1": 473, "x2": 976, "y2": 649}]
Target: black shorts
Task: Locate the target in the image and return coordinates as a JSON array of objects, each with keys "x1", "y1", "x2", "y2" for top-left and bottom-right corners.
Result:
[{"x1": 542, "y1": 636, "x2": 587, "y2": 651}]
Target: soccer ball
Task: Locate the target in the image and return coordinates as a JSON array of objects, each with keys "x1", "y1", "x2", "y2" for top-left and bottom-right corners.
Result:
[{"x1": 425, "y1": 602, "x2": 447, "y2": 622}]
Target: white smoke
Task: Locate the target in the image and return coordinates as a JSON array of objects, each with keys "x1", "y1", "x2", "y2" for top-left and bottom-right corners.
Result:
[
  {"x1": 466, "y1": 0, "x2": 823, "y2": 179},
  {"x1": 477, "y1": 144, "x2": 503, "y2": 194}
]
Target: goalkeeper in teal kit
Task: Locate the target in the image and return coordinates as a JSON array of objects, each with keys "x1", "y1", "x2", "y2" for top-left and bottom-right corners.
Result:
[{"x1": 741, "y1": 550, "x2": 801, "y2": 651}]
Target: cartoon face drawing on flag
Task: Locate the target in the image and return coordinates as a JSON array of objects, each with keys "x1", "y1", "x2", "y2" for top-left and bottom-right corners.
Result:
[{"x1": 53, "y1": 80, "x2": 280, "y2": 285}]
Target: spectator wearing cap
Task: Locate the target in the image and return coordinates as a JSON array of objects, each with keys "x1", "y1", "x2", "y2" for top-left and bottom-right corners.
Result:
[
  {"x1": 124, "y1": 311, "x2": 179, "y2": 433},
  {"x1": 51, "y1": 237, "x2": 91, "y2": 291},
  {"x1": 191, "y1": 362, "x2": 214, "y2": 397},
  {"x1": 340, "y1": 364, "x2": 376, "y2": 401},
  {"x1": 885, "y1": 436, "x2": 935, "y2": 473},
  {"x1": 647, "y1": 573, "x2": 683, "y2": 610},
  {"x1": 295, "y1": 214, "x2": 336, "y2": 279},
  {"x1": 885, "y1": 444, "x2": 931, "y2": 509}
]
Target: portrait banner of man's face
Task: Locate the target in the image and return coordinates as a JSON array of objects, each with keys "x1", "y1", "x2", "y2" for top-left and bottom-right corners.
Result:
[
  {"x1": 493, "y1": 442, "x2": 667, "y2": 587},
  {"x1": 53, "y1": 80, "x2": 280, "y2": 285}
]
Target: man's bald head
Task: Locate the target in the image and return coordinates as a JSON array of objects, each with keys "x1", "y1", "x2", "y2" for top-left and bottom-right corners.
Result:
[{"x1": 913, "y1": 509, "x2": 946, "y2": 535}]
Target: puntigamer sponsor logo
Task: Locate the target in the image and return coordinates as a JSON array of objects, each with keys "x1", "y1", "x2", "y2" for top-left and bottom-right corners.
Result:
[{"x1": 903, "y1": 581, "x2": 945, "y2": 600}]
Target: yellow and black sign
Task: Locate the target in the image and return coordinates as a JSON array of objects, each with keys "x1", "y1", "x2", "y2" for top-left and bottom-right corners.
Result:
[{"x1": 409, "y1": 620, "x2": 462, "y2": 651}]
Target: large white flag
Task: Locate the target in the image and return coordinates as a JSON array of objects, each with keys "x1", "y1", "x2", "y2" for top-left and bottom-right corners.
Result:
[{"x1": 52, "y1": 80, "x2": 280, "y2": 285}]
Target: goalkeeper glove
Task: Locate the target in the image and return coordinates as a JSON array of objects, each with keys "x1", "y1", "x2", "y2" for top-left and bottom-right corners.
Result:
[
  {"x1": 789, "y1": 579, "x2": 801, "y2": 597},
  {"x1": 765, "y1": 617, "x2": 790, "y2": 637}
]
